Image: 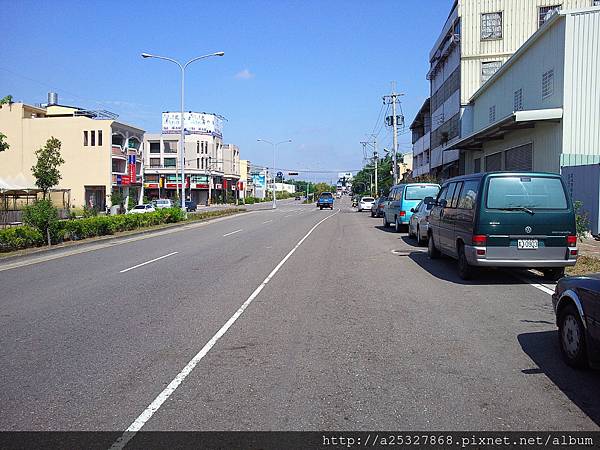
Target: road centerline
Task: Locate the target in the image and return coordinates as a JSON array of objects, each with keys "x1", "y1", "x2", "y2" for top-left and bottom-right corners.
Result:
[
  {"x1": 223, "y1": 229, "x2": 243, "y2": 237},
  {"x1": 109, "y1": 210, "x2": 339, "y2": 449},
  {"x1": 119, "y1": 252, "x2": 178, "y2": 274}
]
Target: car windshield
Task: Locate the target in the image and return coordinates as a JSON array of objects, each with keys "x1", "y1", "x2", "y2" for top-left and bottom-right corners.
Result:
[
  {"x1": 133, "y1": 205, "x2": 145, "y2": 210},
  {"x1": 404, "y1": 185, "x2": 440, "y2": 201},
  {"x1": 486, "y1": 176, "x2": 568, "y2": 209}
]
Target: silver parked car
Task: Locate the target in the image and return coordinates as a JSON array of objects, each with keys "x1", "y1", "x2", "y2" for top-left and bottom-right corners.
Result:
[{"x1": 408, "y1": 199, "x2": 434, "y2": 245}]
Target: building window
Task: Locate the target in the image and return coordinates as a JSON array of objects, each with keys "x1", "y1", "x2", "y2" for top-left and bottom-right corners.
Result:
[
  {"x1": 481, "y1": 12, "x2": 502, "y2": 40},
  {"x1": 197, "y1": 157, "x2": 200, "y2": 168},
  {"x1": 97, "y1": 130, "x2": 103, "y2": 146},
  {"x1": 83, "y1": 131, "x2": 89, "y2": 146},
  {"x1": 594, "y1": 0, "x2": 600, "y2": 5},
  {"x1": 474, "y1": 158, "x2": 481, "y2": 173},
  {"x1": 542, "y1": 69, "x2": 554, "y2": 99},
  {"x1": 514, "y1": 88, "x2": 523, "y2": 111},
  {"x1": 90, "y1": 130, "x2": 96, "y2": 146},
  {"x1": 163, "y1": 141, "x2": 177, "y2": 153},
  {"x1": 481, "y1": 61, "x2": 502, "y2": 84},
  {"x1": 539, "y1": 5, "x2": 561, "y2": 28},
  {"x1": 164, "y1": 157, "x2": 177, "y2": 168},
  {"x1": 486, "y1": 153, "x2": 502, "y2": 171},
  {"x1": 149, "y1": 142, "x2": 160, "y2": 153},
  {"x1": 505, "y1": 143, "x2": 533, "y2": 171},
  {"x1": 197, "y1": 141, "x2": 200, "y2": 154},
  {"x1": 489, "y1": 105, "x2": 496, "y2": 123},
  {"x1": 149, "y1": 158, "x2": 161, "y2": 168}
]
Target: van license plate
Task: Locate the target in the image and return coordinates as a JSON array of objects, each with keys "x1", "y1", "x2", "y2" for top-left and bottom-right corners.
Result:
[{"x1": 518, "y1": 239, "x2": 538, "y2": 249}]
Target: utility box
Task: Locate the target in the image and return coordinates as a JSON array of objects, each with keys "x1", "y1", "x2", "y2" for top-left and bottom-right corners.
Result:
[{"x1": 562, "y1": 164, "x2": 600, "y2": 235}]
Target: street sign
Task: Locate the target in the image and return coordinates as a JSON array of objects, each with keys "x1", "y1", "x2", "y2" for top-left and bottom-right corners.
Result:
[{"x1": 288, "y1": 172, "x2": 299, "y2": 176}]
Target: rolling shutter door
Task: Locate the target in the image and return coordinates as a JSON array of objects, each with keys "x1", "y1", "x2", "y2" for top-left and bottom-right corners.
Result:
[
  {"x1": 485, "y1": 153, "x2": 502, "y2": 171},
  {"x1": 504, "y1": 143, "x2": 533, "y2": 171}
]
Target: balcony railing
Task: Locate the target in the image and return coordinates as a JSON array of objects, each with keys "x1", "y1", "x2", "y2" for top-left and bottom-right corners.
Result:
[{"x1": 412, "y1": 132, "x2": 430, "y2": 156}]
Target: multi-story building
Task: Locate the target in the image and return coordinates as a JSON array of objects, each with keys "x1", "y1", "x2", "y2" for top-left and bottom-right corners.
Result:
[
  {"x1": 454, "y1": 6, "x2": 600, "y2": 174},
  {"x1": 411, "y1": 0, "x2": 596, "y2": 179},
  {"x1": 221, "y1": 143, "x2": 241, "y2": 201},
  {"x1": 0, "y1": 93, "x2": 144, "y2": 211},
  {"x1": 143, "y1": 112, "x2": 242, "y2": 205}
]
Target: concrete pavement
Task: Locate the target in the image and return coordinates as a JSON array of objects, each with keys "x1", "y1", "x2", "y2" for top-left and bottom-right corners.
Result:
[{"x1": 1, "y1": 197, "x2": 598, "y2": 432}]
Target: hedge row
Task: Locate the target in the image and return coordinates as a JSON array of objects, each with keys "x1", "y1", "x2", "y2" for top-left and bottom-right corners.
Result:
[{"x1": 0, "y1": 207, "x2": 243, "y2": 253}]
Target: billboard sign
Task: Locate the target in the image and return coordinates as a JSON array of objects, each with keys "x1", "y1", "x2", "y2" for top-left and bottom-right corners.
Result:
[
  {"x1": 252, "y1": 172, "x2": 266, "y2": 189},
  {"x1": 161, "y1": 112, "x2": 223, "y2": 136},
  {"x1": 338, "y1": 172, "x2": 353, "y2": 180}
]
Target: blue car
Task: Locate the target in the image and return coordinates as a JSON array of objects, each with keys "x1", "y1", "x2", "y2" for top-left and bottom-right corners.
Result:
[{"x1": 382, "y1": 183, "x2": 440, "y2": 232}]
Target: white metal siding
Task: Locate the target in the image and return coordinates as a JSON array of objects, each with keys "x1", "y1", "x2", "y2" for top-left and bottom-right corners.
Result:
[
  {"x1": 471, "y1": 19, "x2": 566, "y2": 132},
  {"x1": 562, "y1": 9, "x2": 600, "y2": 156}
]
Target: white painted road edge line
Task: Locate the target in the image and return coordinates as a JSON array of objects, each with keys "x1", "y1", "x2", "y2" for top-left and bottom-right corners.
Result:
[
  {"x1": 262, "y1": 220, "x2": 273, "y2": 224},
  {"x1": 223, "y1": 229, "x2": 243, "y2": 237},
  {"x1": 513, "y1": 273, "x2": 556, "y2": 295},
  {"x1": 119, "y1": 252, "x2": 178, "y2": 273},
  {"x1": 109, "y1": 209, "x2": 339, "y2": 450}
]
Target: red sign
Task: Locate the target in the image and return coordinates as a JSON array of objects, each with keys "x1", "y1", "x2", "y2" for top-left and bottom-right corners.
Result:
[
  {"x1": 121, "y1": 174, "x2": 130, "y2": 185},
  {"x1": 223, "y1": 179, "x2": 228, "y2": 189},
  {"x1": 237, "y1": 181, "x2": 244, "y2": 190}
]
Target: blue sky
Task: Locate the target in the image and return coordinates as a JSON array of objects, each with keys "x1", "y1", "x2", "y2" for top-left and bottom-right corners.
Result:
[{"x1": 1, "y1": 0, "x2": 450, "y2": 181}]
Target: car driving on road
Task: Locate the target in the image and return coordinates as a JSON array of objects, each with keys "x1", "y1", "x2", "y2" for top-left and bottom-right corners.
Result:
[
  {"x1": 317, "y1": 192, "x2": 334, "y2": 210},
  {"x1": 127, "y1": 204, "x2": 156, "y2": 214},
  {"x1": 553, "y1": 274, "x2": 600, "y2": 369},
  {"x1": 427, "y1": 172, "x2": 577, "y2": 280},
  {"x1": 153, "y1": 199, "x2": 173, "y2": 209}
]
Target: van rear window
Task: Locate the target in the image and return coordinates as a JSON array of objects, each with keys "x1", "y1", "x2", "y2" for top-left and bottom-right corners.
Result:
[
  {"x1": 486, "y1": 176, "x2": 567, "y2": 210},
  {"x1": 404, "y1": 185, "x2": 440, "y2": 201}
]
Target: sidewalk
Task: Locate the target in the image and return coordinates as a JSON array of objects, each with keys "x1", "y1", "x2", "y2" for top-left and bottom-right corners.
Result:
[{"x1": 577, "y1": 235, "x2": 600, "y2": 259}]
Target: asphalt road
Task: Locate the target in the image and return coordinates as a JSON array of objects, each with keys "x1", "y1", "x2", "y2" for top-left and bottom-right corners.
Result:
[{"x1": 1, "y1": 197, "x2": 599, "y2": 432}]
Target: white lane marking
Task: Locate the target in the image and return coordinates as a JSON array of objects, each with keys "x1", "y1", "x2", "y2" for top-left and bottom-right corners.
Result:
[
  {"x1": 109, "y1": 209, "x2": 339, "y2": 450},
  {"x1": 513, "y1": 272, "x2": 556, "y2": 295},
  {"x1": 284, "y1": 214, "x2": 293, "y2": 218},
  {"x1": 262, "y1": 220, "x2": 273, "y2": 224},
  {"x1": 223, "y1": 229, "x2": 243, "y2": 237},
  {"x1": 119, "y1": 252, "x2": 178, "y2": 273}
]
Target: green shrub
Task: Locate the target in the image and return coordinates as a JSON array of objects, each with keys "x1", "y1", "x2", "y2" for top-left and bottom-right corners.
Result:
[
  {"x1": 575, "y1": 200, "x2": 591, "y2": 241},
  {"x1": 0, "y1": 226, "x2": 45, "y2": 252},
  {"x1": 22, "y1": 199, "x2": 59, "y2": 245}
]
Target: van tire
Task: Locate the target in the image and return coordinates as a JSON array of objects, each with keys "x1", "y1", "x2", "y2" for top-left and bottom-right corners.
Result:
[
  {"x1": 383, "y1": 215, "x2": 389, "y2": 228},
  {"x1": 543, "y1": 267, "x2": 565, "y2": 281},
  {"x1": 457, "y1": 244, "x2": 473, "y2": 280},
  {"x1": 558, "y1": 304, "x2": 588, "y2": 368},
  {"x1": 394, "y1": 217, "x2": 401, "y2": 233},
  {"x1": 417, "y1": 226, "x2": 425, "y2": 246},
  {"x1": 428, "y1": 234, "x2": 440, "y2": 259}
]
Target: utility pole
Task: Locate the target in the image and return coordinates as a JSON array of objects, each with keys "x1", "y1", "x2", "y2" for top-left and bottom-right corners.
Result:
[
  {"x1": 383, "y1": 82, "x2": 404, "y2": 186},
  {"x1": 360, "y1": 136, "x2": 378, "y2": 195}
]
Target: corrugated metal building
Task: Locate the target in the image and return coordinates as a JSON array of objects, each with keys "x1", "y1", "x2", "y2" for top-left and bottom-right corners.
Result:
[
  {"x1": 411, "y1": 0, "x2": 598, "y2": 180},
  {"x1": 454, "y1": 6, "x2": 600, "y2": 174}
]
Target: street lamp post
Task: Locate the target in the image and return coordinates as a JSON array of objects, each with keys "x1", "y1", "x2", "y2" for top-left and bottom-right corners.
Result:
[
  {"x1": 257, "y1": 139, "x2": 292, "y2": 209},
  {"x1": 142, "y1": 51, "x2": 224, "y2": 209}
]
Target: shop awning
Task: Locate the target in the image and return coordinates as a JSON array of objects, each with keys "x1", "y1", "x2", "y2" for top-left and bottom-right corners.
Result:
[{"x1": 451, "y1": 108, "x2": 563, "y2": 152}]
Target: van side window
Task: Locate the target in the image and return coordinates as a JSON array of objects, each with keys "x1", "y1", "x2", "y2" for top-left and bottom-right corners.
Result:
[
  {"x1": 445, "y1": 183, "x2": 458, "y2": 207},
  {"x1": 437, "y1": 185, "x2": 449, "y2": 203},
  {"x1": 457, "y1": 180, "x2": 479, "y2": 209},
  {"x1": 450, "y1": 182, "x2": 463, "y2": 208}
]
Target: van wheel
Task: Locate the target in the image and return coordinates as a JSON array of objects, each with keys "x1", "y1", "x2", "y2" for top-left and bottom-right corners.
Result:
[
  {"x1": 457, "y1": 244, "x2": 473, "y2": 280},
  {"x1": 417, "y1": 226, "x2": 425, "y2": 246},
  {"x1": 383, "y1": 215, "x2": 389, "y2": 228},
  {"x1": 428, "y1": 234, "x2": 440, "y2": 259},
  {"x1": 558, "y1": 304, "x2": 588, "y2": 368},
  {"x1": 543, "y1": 267, "x2": 565, "y2": 281},
  {"x1": 394, "y1": 217, "x2": 401, "y2": 233}
]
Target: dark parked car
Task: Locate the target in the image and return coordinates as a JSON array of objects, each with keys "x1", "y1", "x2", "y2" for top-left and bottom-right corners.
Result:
[
  {"x1": 370, "y1": 196, "x2": 387, "y2": 218},
  {"x1": 185, "y1": 200, "x2": 197, "y2": 212},
  {"x1": 427, "y1": 172, "x2": 577, "y2": 280},
  {"x1": 553, "y1": 275, "x2": 600, "y2": 369}
]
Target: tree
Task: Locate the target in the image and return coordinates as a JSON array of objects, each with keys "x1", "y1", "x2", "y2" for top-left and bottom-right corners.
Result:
[
  {"x1": 0, "y1": 95, "x2": 13, "y2": 105},
  {"x1": 0, "y1": 132, "x2": 8, "y2": 152},
  {"x1": 22, "y1": 199, "x2": 59, "y2": 247},
  {"x1": 31, "y1": 137, "x2": 65, "y2": 199}
]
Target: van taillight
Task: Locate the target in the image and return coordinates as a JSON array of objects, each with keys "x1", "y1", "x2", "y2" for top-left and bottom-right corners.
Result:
[
  {"x1": 567, "y1": 235, "x2": 577, "y2": 247},
  {"x1": 472, "y1": 235, "x2": 487, "y2": 246},
  {"x1": 400, "y1": 211, "x2": 406, "y2": 216}
]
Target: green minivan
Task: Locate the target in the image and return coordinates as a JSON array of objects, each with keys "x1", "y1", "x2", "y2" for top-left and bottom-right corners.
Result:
[{"x1": 427, "y1": 172, "x2": 578, "y2": 280}]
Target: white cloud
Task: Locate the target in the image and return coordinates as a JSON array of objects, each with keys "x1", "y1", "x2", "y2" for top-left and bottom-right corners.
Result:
[{"x1": 235, "y1": 68, "x2": 255, "y2": 80}]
